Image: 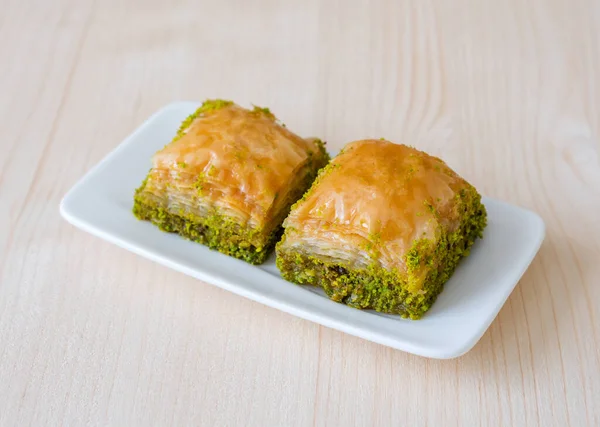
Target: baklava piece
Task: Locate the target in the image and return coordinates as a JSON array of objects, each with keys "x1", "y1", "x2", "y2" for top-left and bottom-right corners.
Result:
[
  {"x1": 276, "y1": 139, "x2": 486, "y2": 319},
  {"x1": 134, "y1": 100, "x2": 329, "y2": 264}
]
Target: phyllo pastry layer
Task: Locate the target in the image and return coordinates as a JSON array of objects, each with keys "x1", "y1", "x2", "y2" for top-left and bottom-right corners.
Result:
[
  {"x1": 276, "y1": 139, "x2": 487, "y2": 319},
  {"x1": 134, "y1": 99, "x2": 329, "y2": 264}
]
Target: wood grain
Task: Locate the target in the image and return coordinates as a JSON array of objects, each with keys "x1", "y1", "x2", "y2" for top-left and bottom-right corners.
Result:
[{"x1": 1, "y1": 0, "x2": 599, "y2": 425}]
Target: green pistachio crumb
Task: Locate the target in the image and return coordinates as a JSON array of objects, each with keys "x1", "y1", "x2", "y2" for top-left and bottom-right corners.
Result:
[
  {"x1": 251, "y1": 105, "x2": 275, "y2": 120},
  {"x1": 171, "y1": 99, "x2": 233, "y2": 143},
  {"x1": 369, "y1": 232, "x2": 382, "y2": 244},
  {"x1": 194, "y1": 172, "x2": 207, "y2": 195}
]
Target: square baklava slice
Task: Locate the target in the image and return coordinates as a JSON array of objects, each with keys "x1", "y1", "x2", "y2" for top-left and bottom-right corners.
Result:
[
  {"x1": 276, "y1": 139, "x2": 487, "y2": 319},
  {"x1": 133, "y1": 100, "x2": 329, "y2": 264}
]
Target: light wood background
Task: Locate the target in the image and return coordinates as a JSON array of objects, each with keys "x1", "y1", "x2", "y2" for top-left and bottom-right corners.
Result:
[{"x1": 1, "y1": 0, "x2": 599, "y2": 425}]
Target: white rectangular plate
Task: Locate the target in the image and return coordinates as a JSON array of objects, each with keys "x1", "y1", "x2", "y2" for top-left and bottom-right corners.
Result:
[{"x1": 60, "y1": 102, "x2": 545, "y2": 359}]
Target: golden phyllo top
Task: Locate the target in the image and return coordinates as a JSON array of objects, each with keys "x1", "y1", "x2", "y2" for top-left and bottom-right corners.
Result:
[
  {"x1": 283, "y1": 139, "x2": 476, "y2": 271},
  {"x1": 145, "y1": 100, "x2": 324, "y2": 227}
]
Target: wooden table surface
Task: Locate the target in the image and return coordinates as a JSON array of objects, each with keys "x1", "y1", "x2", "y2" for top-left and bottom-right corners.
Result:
[{"x1": 1, "y1": 0, "x2": 599, "y2": 425}]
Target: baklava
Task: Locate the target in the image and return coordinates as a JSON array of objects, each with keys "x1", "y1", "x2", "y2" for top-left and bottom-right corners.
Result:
[
  {"x1": 134, "y1": 99, "x2": 329, "y2": 264},
  {"x1": 276, "y1": 139, "x2": 487, "y2": 319}
]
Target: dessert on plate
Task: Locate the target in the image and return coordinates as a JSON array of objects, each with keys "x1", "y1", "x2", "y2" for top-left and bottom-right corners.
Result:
[
  {"x1": 276, "y1": 139, "x2": 487, "y2": 319},
  {"x1": 133, "y1": 99, "x2": 329, "y2": 264}
]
